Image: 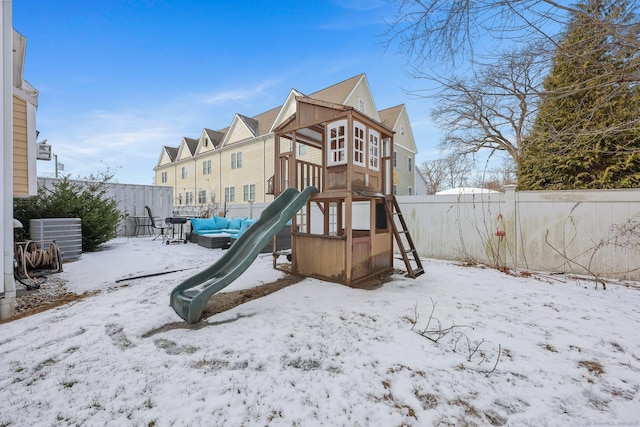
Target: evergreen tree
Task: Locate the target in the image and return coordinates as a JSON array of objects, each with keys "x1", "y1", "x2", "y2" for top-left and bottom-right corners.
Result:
[{"x1": 517, "y1": 0, "x2": 640, "y2": 190}]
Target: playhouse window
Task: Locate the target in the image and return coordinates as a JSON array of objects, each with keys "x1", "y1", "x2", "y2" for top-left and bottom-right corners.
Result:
[
  {"x1": 375, "y1": 201, "x2": 388, "y2": 231},
  {"x1": 353, "y1": 122, "x2": 366, "y2": 166},
  {"x1": 368, "y1": 129, "x2": 380, "y2": 170},
  {"x1": 327, "y1": 120, "x2": 347, "y2": 166},
  {"x1": 328, "y1": 202, "x2": 338, "y2": 235},
  {"x1": 296, "y1": 204, "x2": 308, "y2": 233}
]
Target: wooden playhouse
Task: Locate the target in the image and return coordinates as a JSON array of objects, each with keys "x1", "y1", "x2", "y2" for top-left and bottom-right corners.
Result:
[{"x1": 269, "y1": 96, "x2": 423, "y2": 285}]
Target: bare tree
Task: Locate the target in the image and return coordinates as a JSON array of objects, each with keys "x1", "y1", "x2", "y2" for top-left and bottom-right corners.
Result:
[
  {"x1": 427, "y1": 43, "x2": 547, "y2": 164},
  {"x1": 419, "y1": 154, "x2": 476, "y2": 194},
  {"x1": 386, "y1": 0, "x2": 640, "y2": 169},
  {"x1": 384, "y1": 0, "x2": 640, "y2": 75},
  {"x1": 473, "y1": 157, "x2": 517, "y2": 191}
]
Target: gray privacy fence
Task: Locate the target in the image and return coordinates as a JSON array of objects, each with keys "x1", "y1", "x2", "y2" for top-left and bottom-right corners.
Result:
[
  {"x1": 38, "y1": 178, "x2": 173, "y2": 237},
  {"x1": 397, "y1": 186, "x2": 640, "y2": 281}
]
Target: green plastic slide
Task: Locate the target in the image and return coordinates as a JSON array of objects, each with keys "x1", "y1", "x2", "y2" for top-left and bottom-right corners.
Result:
[{"x1": 170, "y1": 186, "x2": 318, "y2": 323}]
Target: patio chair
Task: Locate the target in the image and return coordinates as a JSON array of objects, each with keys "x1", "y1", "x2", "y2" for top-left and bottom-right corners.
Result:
[{"x1": 145, "y1": 206, "x2": 168, "y2": 242}]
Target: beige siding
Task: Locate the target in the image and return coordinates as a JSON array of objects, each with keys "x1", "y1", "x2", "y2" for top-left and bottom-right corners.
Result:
[
  {"x1": 194, "y1": 154, "x2": 216, "y2": 203},
  {"x1": 157, "y1": 150, "x2": 174, "y2": 167},
  {"x1": 176, "y1": 141, "x2": 193, "y2": 162},
  {"x1": 13, "y1": 96, "x2": 29, "y2": 196},
  {"x1": 237, "y1": 141, "x2": 266, "y2": 202},
  {"x1": 198, "y1": 133, "x2": 215, "y2": 154},
  {"x1": 155, "y1": 164, "x2": 175, "y2": 188},
  {"x1": 393, "y1": 109, "x2": 418, "y2": 154},
  {"x1": 344, "y1": 82, "x2": 379, "y2": 121},
  {"x1": 158, "y1": 76, "x2": 419, "y2": 209},
  {"x1": 225, "y1": 120, "x2": 254, "y2": 145},
  {"x1": 394, "y1": 146, "x2": 415, "y2": 196}
]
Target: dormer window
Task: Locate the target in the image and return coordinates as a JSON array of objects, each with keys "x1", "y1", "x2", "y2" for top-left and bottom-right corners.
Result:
[{"x1": 358, "y1": 98, "x2": 365, "y2": 113}]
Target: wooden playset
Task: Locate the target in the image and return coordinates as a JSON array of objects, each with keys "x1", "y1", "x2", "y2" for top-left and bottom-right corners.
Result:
[{"x1": 269, "y1": 96, "x2": 423, "y2": 285}]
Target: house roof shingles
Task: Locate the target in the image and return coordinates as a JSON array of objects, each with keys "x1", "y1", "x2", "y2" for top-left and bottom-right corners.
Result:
[{"x1": 162, "y1": 73, "x2": 401, "y2": 163}]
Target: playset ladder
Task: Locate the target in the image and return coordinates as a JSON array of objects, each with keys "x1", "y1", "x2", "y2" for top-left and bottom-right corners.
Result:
[{"x1": 385, "y1": 195, "x2": 424, "y2": 279}]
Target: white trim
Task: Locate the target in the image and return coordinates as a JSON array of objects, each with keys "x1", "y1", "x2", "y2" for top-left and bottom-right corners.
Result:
[
  {"x1": 368, "y1": 128, "x2": 380, "y2": 171},
  {"x1": 26, "y1": 100, "x2": 37, "y2": 195},
  {"x1": 2, "y1": 0, "x2": 15, "y2": 312},
  {"x1": 269, "y1": 89, "x2": 303, "y2": 133},
  {"x1": 327, "y1": 119, "x2": 347, "y2": 166},
  {"x1": 353, "y1": 121, "x2": 366, "y2": 167}
]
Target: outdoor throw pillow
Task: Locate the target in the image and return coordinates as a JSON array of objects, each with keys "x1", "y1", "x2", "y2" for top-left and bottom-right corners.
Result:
[
  {"x1": 214, "y1": 216, "x2": 230, "y2": 229},
  {"x1": 228, "y1": 217, "x2": 247, "y2": 229},
  {"x1": 190, "y1": 217, "x2": 217, "y2": 232}
]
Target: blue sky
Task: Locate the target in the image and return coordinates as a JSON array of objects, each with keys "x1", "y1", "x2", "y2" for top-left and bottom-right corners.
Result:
[{"x1": 14, "y1": 0, "x2": 442, "y2": 184}]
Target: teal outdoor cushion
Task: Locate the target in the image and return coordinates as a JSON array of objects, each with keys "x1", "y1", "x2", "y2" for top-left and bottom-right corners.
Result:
[
  {"x1": 228, "y1": 217, "x2": 247, "y2": 229},
  {"x1": 214, "y1": 216, "x2": 230, "y2": 229},
  {"x1": 190, "y1": 217, "x2": 218, "y2": 232},
  {"x1": 238, "y1": 218, "x2": 258, "y2": 235}
]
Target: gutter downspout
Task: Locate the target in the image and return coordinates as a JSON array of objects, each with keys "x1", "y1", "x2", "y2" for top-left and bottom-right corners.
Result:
[{"x1": 1, "y1": 0, "x2": 15, "y2": 319}]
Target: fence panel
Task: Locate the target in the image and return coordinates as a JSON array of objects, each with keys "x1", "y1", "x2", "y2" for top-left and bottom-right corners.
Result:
[
  {"x1": 398, "y1": 187, "x2": 640, "y2": 280},
  {"x1": 37, "y1": 178, "x2": 173, "y2": 237}
]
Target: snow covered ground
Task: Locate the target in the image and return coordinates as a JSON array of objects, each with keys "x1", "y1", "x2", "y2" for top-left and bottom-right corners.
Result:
[{"x1": 1, "y1": 236, "x2": 640, "y2": 426}]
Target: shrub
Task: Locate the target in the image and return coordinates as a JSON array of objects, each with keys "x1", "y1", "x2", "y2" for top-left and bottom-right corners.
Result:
[{"x1": 13, "y1": 172, "x2": 123, "y2": 251}]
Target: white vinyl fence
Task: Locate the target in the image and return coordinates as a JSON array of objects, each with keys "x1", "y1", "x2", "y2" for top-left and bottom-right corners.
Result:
[
  {"x1": 38, "y1": 178, "x2": 173, "y2": 237},
  {"x1": 397, "y1": 186, "x2": 640, "y2": 281},
  {"x1": 36, "y1": 178, "x2": 640, "y2": 280}
]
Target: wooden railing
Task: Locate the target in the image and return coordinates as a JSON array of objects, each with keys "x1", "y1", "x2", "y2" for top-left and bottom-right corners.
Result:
[
  {"x1": 297, "y1": 159, "x2": 322, "y2": 192},
  {"x1": 271, "y1": 155, "x2": 322, "y2": 196}
]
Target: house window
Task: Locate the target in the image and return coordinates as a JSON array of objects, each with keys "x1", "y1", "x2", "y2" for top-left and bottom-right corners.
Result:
[
  {"x1": 210, "y1": 190, "x2": 216, "y2": 204},
  {"x1": 368, "y1": 129, "x2": 380, "y2": 170},
  {"x1": 186, "y1": 192, "x2": 194, "y2": 205},
  {"x1": 161, "y1": 171, "x2": 167, "y2": 183},
  {"x1": 353, "y1": 122, "x2": 366, "y2": 166},
  {"x1": 202, "y1": 159, "x2": 211, "y2": 175},
  {"x1": 393, "y1": 185, "x2": 397, "y2": 195},
  {"x1": 231, "y1": 152, "x2": 242, "y2": 169},
  {"x1": 358, "y1": 97, "x2": 365, "y2": 113},
  {"x1": 204, "y1": 137, "x2": 209, "y2": 147},
  {"x1": 327, "y1": 120, "x2": 347, "y2": 166},
  {"x1": 408, "y1": 187, "x2": 413, "y2": 195},
  {"x1": 408, "y1": 157, "x2": 413, "y2": 172},
  {"x1": 181, "y1": 166, "x2": 188, "y2": 179},
  {"x1": 297, "y1": 144, "x2": 308, "y2": 156},
  {"x1": 198, "y1": 190, "x2": 207, "y2": 204},
  {"x1": 393, "y1": 151, "x2": 397, "y2": 168},
  {"x1": 243, "y1": 184, "x2": 256, "y2": 202},
  {"x1": 400, "y1": 126, "x2": 405, "y2": 136},
  {"x1": 225, "y1": 186, "x2": 235, "y2": 203},
  {"x1": 178, "y1": 193, "x2": 183, "y2": 205}
]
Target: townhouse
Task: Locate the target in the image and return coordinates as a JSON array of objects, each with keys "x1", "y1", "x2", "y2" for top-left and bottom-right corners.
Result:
[{"x1": 154, "y1": 74, "x2": 418, "y2": 214}]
